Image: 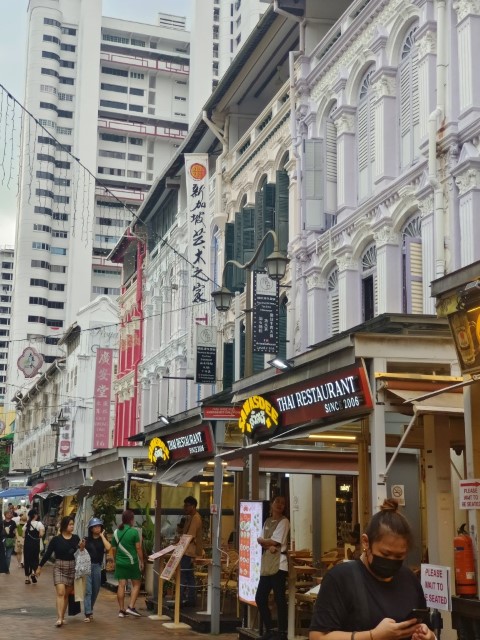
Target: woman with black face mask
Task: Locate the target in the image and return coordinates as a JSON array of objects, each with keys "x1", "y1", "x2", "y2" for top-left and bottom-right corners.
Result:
[{"x1": 310, "y1": 499, "x2": 435, "y2": 640}]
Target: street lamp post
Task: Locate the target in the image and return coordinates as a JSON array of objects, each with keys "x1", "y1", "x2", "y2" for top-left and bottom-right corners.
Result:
[
  {"x1": 51, "y1": 411, "x2": 67, "y2": 468},
  {"x1": 212, "y1": 228, "x2": 289, "y2": 377}
]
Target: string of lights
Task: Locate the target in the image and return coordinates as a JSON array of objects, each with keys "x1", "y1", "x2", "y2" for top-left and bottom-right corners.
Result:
[{"x1": 0, "y1": 83, "x2": 219, "y2": 287}]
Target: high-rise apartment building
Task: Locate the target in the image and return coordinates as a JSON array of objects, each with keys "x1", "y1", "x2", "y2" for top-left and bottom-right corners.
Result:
[
  {"x1": 189, "y1": 0, "x2": 269, "y2": 124},
  {"x1": 8, "y1": 0, "x2": 189, "y2": 395},
  {"x1": 0, "y1": 247, "x2": 14, "y2": 405}
]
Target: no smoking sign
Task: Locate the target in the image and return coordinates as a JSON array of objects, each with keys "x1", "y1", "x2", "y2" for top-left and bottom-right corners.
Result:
[{"x1": 391, "y1": 484, "x2": 405, "y2": 506}]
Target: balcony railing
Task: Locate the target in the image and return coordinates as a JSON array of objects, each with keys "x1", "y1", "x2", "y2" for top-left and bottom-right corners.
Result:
[
  {"x1": 100, "y1": 51, "x2": 189, "y2": 75},
  {"x1": 98, "y1": 117, "x2": 186, "y2": 140}
]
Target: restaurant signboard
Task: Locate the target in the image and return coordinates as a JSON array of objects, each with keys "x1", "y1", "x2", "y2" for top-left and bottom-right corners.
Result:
[
  {"x1": 237, "y1": 362, "x2": 373, "y2": 440},
  {"x1": 148, "y1": 423, "x2": 215, "y2": 468}
]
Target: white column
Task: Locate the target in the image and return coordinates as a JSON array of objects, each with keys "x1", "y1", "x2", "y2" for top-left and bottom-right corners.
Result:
[
  {"x1": 455, "y1": 1, "x2": 480, "y2": 126},
  {"x1": 418, "y1": 194, "x2": 435, "y2": 313},
  {"x1": 455, "y1": 168, "x2": 480, "y2": 266},
  {"x1": 337, "y1": 253, "x2": 361, "y2": 331},
  {"x1": 306, "y1": 270, "x2": 328, "y2": 345},
  {"x1": 415, "y1": 23, "x2": 437, "y2": 142},
  {"x1": 373, "y1": 226, "x2": 402, "y2": 314},
  {"x1": 333, "y1": 106, "x2": 357, "y2": 222},
  {"x1": 372, "y1": 72, "x2": 397, "y2": 188}
]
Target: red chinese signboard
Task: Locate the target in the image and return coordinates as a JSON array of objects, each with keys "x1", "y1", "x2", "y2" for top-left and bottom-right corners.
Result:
[{"x1": 93, "y1": 348, "x2": 113, "y2": 449}]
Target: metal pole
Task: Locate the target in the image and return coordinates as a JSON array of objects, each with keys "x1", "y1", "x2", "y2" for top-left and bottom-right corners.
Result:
[
  {"x1": 211, "y1": 454, "x2": 224, "y2": 634},
  {"x1": 54, "y1": 428, "x2": 60, "y2": 468}
]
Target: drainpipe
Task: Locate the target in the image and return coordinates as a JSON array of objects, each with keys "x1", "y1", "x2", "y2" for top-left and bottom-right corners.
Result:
[
  {"x1": 429, "y1": 0, "x2": 447, "y2": 279},
  {"x1": 201, "y1": 109, "x2": 228, "y2": 636}
]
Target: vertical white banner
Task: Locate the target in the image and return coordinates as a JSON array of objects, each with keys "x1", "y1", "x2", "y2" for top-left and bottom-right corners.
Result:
[{"x1": 185, "y1": 154, "x2": 210, "y2": 377}]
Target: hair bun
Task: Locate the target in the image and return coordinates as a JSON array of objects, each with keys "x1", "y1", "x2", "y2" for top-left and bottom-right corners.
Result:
[{"x1": 380, "y1": 498, "x2": 399, "y2": 512}]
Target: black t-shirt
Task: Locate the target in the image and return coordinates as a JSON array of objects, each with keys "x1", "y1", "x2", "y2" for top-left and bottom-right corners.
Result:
[
  {"x1": 40, "y1": 534, "x2": 80, "y2": 565},
  {"x1": 2, "y1": 520, "x2": 16, "y2": 539},
  {"x1": 310, "y1": 559, "x2": 426, "y2": 633},
  {"x1": 85, "y1": 536, "x2": 105, "y2": 564}
]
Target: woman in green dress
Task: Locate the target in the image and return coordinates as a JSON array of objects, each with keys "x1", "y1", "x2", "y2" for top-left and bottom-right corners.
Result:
[{"x1": 111, "y1": 509, "x2": 144, "y2": 618}]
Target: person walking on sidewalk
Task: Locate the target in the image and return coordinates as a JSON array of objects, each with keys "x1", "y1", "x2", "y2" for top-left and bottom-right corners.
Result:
[
  {"x1": 23, "y1": 509, "x2": 44, "y2": 584},
  {"x1": 83, "y1": 517, "x2": 111, "y2": 622},
  {"x1": 36, "y1": 515, "x2": 85, "y2": 627},
  {"x1": 2, "y1": 510, "x2": 18, "y2": 574},
  {"x1": 180, "y1": 495, "x2": 204, "y2": 608},
  {"x1": 112, "y1": 509, "x2": 144, "y2": 618}
]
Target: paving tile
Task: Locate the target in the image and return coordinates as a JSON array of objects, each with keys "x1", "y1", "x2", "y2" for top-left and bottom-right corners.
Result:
[{"x1": 0, "y1": 563, "x2": 239, "y2": 639}]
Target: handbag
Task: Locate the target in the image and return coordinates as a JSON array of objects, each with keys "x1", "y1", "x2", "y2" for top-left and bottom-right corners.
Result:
[
  {"x1": 4, "y1": 537, "x2": 15, "y2": 549},
  {"x1": 68, "y1": 593, "x2": 81, "y2": 616},
  {"x1": 74, "y1": 548, "x2": 92, "y2": 579},
  {"x1": 260, "y1": 516, "x2": 285, "y2": 576}
]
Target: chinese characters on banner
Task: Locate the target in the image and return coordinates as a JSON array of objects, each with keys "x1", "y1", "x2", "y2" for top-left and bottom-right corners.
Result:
[
  {"x1": 93, "y1": 348, "x2": 113, "y2": 449},
  {"x1": 252, "y1": 270, "x2": 279, "y2": 353},
  {"x1": 58, "y1": 405, "x2": 72, "y2": 462},
  {"x1": 185, "y1": 154, "x2": 210, "y2": 306},
  {"x1": 195, "y1": 324, "x2": 216, "y2": 384}
]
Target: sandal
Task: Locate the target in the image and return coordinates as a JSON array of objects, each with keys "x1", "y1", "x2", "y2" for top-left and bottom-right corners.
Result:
[
  {"x1": 25, "y1": 579, "x2": 31, "y2": 584},
  {"x1": 84, "y1": 616, "x2": 92, "y2": 622},
  {"x1": 55, "y1": 619, "x2": 63, "y2": 627}
]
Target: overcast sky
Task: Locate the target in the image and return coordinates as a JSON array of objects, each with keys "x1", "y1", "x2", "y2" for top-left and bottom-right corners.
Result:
[{"x1": 0, "y1": 0, "x2": 191, "y2": 246}]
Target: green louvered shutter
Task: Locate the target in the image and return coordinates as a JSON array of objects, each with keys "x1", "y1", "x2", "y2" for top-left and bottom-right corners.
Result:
[
  {"x1": 223, "y1": 342, "x2": 234, "y2": 390},
  {"x1": 243, "y1": 207, "x2": 256, "y2": 265},
  {"x1": 275, "y1": 170, "x2": 289, "y2": 253},
  {"x1": 224, "y1": 221, "x2": 236, "y2": 292},
  {"x1": 254, "y1": 190, "x2": 264, "y2": 266},
  {"x1": 255, "y1": 184, "x2": 276, "y2": 268}
]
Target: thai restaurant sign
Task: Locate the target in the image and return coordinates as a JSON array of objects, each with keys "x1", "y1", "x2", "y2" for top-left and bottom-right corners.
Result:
[
  {"x1": 93, "y1": 348, "x2": 113, "y2": 449},
  {"x1": 148, "y1": 423, "x2": 215, "y2": 468},
  {"x1": 238, "y1": 500, "x2": 265, "y2": 605},
  {"x1": 237, "y1": 362, "x2": 373, "y2": 440}
]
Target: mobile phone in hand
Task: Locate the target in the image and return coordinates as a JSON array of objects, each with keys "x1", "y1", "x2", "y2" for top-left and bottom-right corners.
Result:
[{"x1": 406, "y1": 609, "x2": 430, "y2": 625}]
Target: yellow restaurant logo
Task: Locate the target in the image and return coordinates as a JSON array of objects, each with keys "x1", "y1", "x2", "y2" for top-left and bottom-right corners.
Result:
[
  {"x1": 238, "y1": 395, "x2": 280, "y2": 436},
  {"x1": 148, "y1": 437, "x2": 171, "y2": 465}
]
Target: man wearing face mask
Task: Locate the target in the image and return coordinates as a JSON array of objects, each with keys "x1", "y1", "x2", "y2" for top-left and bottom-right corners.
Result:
[{"x1": 310, "y1": 499, "x2": 436, "y2": 640}]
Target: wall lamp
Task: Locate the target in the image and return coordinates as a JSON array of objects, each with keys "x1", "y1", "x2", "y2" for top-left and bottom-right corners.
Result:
[
  {"x1": 158, "y1": 414, "x2": 172, "y2": 426},
  {"x1": 267, "y1": 357, "x2": 294, "y2": 371}
]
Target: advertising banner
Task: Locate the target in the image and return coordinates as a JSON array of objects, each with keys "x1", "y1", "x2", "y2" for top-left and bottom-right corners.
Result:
[
  {"x1": 185, "y1": 154, "x2": 209, "y2": 307},
  {"x1": 93, "y1": 348, "x2": 113, "y2": 449},
  {"x1": 252, "y1": 270, "x2": 279, "y2": 353},
  {"x1": 238, "y1": 500, "x2": 267, "y2": 605},
  {"x1": 161, "y1": 535, "x2": 193, "y2": 581},
  {"x1": 195, "y1": 324, "x2": 217, "y2": 384}
]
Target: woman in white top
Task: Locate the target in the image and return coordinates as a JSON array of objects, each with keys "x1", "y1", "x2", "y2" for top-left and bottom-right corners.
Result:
[
  {"x1": 23, "y1": 509, "x2": 45, "y2": 584},
  {"x1": 255, "y1": 496, "x2": 290, "y2": 640}
]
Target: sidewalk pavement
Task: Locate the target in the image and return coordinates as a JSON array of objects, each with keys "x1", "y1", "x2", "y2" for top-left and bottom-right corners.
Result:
[{"x1": 0, "y1": 562, "x2": 239, "y2": 640}]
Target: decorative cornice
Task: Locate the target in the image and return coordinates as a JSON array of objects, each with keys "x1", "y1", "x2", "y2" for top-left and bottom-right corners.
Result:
[
  {"x1": 455, "y1": 168, "x2": 480, "y2": 195},
  {"x1": 373, "y1": 225, "x2": 400, "y2": 247},
  {"x1": 415, "y1": 26, "x2": 437, "y2": 58},
  {"x1": 336, "y1": 253, "x2": 358, "y2": 272},
  {"x1": 306, "y1": 272, "x2": 326, "y2": 290},
  {"x1": 454, "y1": 0, "x2": 480, "y2": 23}
]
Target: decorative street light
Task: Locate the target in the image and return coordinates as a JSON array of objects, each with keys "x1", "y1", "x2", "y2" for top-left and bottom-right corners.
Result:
[
  {"x1": 211, "y1": 228, "x2": 289, "y2": 377},
  {"x1": 51, "y1": 411, "x2": 68, "y2": 469}
]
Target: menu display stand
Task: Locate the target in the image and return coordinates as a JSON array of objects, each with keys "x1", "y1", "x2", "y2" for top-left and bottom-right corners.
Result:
[
  {"x1": 148, "y1": 544, "x2": 176, "y2": 621},
  {"x1": 161, "y1": 534, "x2": 192, "y2": 630}
]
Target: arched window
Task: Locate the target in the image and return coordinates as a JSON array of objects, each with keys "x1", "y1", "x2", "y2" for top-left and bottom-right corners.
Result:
[
  {"x1": 357, "y1": 67, "x2": 376, "y2": 200},
  {"x1": 325, "y1": 103, "x2": 337, "y2": 221},
  {"x1": 361, "y1": 244, "x2": 377, "y2": 321},
  {"x1": 402, "y1": 215, "x2": 422, "y2": 313},
  {"x1": 399, "y1": 25, "x2": 419, "y2": 169},
  {"x1": 327, "y1": 268, "x2": 339, "y2": 336}
]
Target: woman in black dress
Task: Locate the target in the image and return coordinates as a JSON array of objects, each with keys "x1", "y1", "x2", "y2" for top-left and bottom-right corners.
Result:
[
  {"x1": 23, "y1": 509, "x2": 45, "y2": 584},
  {"x1": 36, "y1": 515, "x2": 85, "y2": 627}
]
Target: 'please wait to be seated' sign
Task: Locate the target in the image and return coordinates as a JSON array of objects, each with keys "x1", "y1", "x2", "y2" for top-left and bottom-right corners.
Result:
[{"x1": 459, "y1": 479, "x2": 480, "y2": 509}]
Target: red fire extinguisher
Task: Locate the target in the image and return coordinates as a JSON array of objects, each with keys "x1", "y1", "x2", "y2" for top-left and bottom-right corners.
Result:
[{"x1": 454, "y1": 524, "x2": 477, "y2": 596}]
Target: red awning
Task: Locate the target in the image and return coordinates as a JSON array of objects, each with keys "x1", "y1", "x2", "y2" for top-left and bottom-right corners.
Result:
[{"x1": 29, "y1": 482, "x2": 48, "y2": 502}]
